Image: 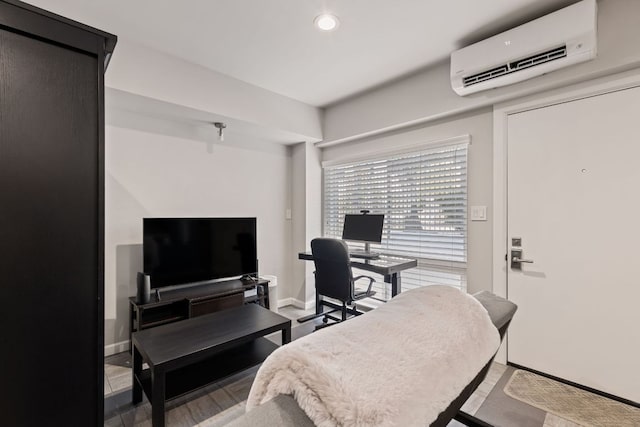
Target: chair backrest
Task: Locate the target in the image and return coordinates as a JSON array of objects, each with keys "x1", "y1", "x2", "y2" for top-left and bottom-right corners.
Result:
[{"x1": 311, "y1": 238, "x2": 353, "y2": 302}]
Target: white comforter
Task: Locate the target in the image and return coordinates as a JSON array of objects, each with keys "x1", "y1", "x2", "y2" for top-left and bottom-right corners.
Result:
[{"x1": 246, "y1": 285, "x2": 500, "y2": 427}]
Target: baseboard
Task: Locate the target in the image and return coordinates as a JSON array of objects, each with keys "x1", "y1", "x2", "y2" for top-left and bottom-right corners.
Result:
[
  {"x1": 277, "y1": 297, "x2": 295, "y2": 308},
  {"x1": 278, "y1": 298, "x2": 315, "y2": 310},
  {"x1": 105, "y1": 339, "x2": 130, "y2": 357}
]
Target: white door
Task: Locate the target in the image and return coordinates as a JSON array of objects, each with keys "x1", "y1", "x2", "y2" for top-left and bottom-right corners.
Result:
[{"x1": 507, "y1": 86, "x2": 640, "y2": 403}]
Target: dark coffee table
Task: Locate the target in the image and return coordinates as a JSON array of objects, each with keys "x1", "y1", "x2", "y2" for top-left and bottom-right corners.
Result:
[{"x1": 131, "y1": 304, "x2": 291, "y2": 427}]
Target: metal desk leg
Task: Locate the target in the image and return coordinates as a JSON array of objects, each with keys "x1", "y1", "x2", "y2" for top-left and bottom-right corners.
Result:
[
  {"x1": 129, "y1": 303, "x2": 134, "y2": 349},
  {"x1": 132, "y1": 345, "x2": 142, "y2": 404},
  {"x1": 388, "y1": 273, "x2": 402, "y2": 297},
  {"x1": 151, "y1": 368, "x2": 166, "y2": 427}
]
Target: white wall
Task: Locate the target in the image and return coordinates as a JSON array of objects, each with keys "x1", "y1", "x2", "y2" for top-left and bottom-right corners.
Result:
[
  {"x1": 322, "y1": 0, "x2": 640, "y2": 145},
  {"x1": 290, "y1": 142, "x2": 322, "y2": 308},
  {"x1": 100, "y1": 0, "x2": 640, "y2": 353},
  {"x1": 104, "y1": 123, "x2": 292, "y2": 354},
  {"x1": 100, "y1": 37, "x2": 315, "y2": 354},
  {"x1": 304, "y1": 144, "x2": 322, "y2": 304},
  {"x1": 319, "y1": 0, "x2": 640, "y2": 298},
  {"x1": 322, "y1": 109, "x2": 493, "y2": 294},
  {"x1": 107, "y1": 38, "x2": 323, "y2": 143},
  {"x1": 291, "y1": 144, "x2": 307, "y2": 305}
]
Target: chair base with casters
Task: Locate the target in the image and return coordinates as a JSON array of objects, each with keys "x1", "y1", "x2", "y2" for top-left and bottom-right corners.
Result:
[{"x1": 316, "y1": 275, "x2": 376, "y2": 329}]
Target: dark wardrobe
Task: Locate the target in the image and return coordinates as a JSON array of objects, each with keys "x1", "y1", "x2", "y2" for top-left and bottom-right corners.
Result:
[{"x1": 0, "y1": 1, "x2": 116, "y2": 425}]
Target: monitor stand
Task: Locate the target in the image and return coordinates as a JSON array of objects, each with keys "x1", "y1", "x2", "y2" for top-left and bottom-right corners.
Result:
[{"x1": 350, "y1": 242, "x2": 380, "y2": 260}]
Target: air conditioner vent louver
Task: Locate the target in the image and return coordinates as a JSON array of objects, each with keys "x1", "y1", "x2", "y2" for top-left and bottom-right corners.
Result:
[
  {"x1": 463, "y1": 45, "x2": 568, "y2": 88},
  {"x1": 511, "y1": 46, "x2": 567, "y2": 71}
]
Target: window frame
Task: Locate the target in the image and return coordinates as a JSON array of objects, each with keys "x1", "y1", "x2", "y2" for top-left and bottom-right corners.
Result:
[{"x1": 321, "y1": 135, "x2": 470, "y2": 272}]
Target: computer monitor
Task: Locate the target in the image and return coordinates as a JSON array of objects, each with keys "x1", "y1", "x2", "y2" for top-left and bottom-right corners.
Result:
[{"x1": 342, "y1": 214, "x2": 384, "y2": 259}]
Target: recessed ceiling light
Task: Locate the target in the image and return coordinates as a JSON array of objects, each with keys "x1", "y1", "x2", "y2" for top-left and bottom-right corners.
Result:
[{"x1": 314, "y1": 14, "x2": 339, "y2": 32}]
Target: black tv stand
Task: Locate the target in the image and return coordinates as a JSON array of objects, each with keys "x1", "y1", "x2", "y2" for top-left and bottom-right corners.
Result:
[{"x1": 129, "y1": 278, "x2": 270, "y2": 340}]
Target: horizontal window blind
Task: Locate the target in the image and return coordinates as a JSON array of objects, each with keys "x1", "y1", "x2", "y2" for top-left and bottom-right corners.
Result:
[{"x1": 323, "y1": 142, "x2": 468, "y2": 293}]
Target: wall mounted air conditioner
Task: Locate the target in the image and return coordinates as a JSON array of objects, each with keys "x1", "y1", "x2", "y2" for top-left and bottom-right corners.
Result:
[{"x1": 450, "y1": 0, "x2": 597, "y2": 96}]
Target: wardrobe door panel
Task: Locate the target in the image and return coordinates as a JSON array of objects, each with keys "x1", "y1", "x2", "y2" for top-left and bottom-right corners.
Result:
[{"x1": 0, "y1": 28, "x2": 99, "y2": 425}]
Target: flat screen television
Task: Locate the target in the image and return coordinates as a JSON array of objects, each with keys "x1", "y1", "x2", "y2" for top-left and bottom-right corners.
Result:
[{"x1": 143, "y1": 217, "x2": 257, "y2": 288}]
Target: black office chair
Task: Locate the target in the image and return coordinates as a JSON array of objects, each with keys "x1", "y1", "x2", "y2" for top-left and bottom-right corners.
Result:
[{"x1": 311, "y1": 238, "x2": 376, "y2": 326}]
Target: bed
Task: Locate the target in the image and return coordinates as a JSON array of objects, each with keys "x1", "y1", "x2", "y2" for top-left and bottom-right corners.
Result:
[{"x1": 229, "y1": 287, "x2": 517, "y2": 427}]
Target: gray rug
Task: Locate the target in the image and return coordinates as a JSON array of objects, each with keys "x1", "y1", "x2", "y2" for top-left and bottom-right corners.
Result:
[{"x1": 504, "y1": 370, "x2": 640, "y2": 427}]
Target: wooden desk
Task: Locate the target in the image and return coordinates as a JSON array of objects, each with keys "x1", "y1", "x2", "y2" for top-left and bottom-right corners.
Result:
[{"x1": 132, "y1": 304, "x2": 291, "y2": 427}]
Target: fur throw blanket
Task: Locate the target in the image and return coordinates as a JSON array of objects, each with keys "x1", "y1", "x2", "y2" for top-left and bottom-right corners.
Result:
[{"x1": 246, "y1": 285, "x2": 500, "y2": 426}]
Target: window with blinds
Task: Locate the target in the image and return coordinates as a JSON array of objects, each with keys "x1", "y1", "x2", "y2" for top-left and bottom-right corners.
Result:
[{"x1": 323, "y1": 142, "x2": 468, "y2": 295}]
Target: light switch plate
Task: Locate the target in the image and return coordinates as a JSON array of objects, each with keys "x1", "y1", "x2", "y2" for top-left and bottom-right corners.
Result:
[
  {"x1": 471, "y1": 205, "x2": 487, "y2": 221},
  {"x1": 285, "y1": 209, "x2": 292, "y2": 220}
]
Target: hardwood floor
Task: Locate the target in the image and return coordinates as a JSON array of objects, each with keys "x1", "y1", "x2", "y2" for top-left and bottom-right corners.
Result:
[
  {"x1": 104, "y1": 306, "x2": 315, "y2": 426},
  {"x1": 104, "y1": 306, "x2": 623, "y2": 426}
]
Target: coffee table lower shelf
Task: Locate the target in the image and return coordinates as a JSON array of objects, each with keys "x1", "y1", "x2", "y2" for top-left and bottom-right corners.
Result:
[
  {"x1": 132, "y1": 304, "x2": 291, "y2": 427},
  {"x1": 135, "y1": 337, "x2": 278, "y2": 401}
]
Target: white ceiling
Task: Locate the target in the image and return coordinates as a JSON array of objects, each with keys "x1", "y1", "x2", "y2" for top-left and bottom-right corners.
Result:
[{"x1": 26, "y1": 0, "x2": 577, "y2": 107}]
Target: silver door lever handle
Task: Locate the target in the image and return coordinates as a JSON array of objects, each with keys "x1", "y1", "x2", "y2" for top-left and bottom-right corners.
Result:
[{"x1": 510, "y1": 248, "x2": 533, "y2": 269}]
